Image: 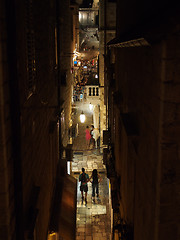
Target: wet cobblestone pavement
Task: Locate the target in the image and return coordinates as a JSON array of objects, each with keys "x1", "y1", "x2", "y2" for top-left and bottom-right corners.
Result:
[
  {"x1": 71, "y1": 101, "x2": 112, "y2": 240},
  {"x1": 75, "y1": 173, "x2": 111, "y2": 240}
]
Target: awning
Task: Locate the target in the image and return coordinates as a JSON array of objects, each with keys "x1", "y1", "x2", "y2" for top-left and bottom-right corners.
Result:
[
  {"x1": 49, "y1": 174, "x2": 77, "y2": 240},
  {"x1": 107, "y1": 36, "x2": 150, "y2": 48},
  {"x1": 107, "y1": 3, "x2": 180, "y2": 48},
  {"x1": 58, "y1": 174, "x2": 77, "y2": 240}
]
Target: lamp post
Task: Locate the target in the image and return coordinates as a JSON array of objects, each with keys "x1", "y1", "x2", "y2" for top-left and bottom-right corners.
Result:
[{"x1": 80, "y1": 111, "x2": 85, "y2": 123}]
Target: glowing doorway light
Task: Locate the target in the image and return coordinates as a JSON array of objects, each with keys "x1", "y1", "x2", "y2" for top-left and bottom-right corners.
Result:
[
  {"x1": 80, "y1": 111, "x2": 86, "y2": 123},
  {"x1": 79, "y1": 12, "x2": 82, "y2": 21},
  {"x1": 89, "y1": 103, "x2": 93, "y2": 111}
]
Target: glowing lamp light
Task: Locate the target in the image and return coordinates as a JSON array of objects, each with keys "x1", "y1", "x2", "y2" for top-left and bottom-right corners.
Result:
[{"x1": 80, "y1": 111, "x2": 85, "y2": 123}]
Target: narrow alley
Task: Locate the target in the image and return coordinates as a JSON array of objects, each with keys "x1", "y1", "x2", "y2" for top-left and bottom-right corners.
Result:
[
  {"x1": 1, "y1": 1, "x2": 180, "y2": 240},
  {"x1": 71, "y1": 101, "x2": 111, "y2": 240}
]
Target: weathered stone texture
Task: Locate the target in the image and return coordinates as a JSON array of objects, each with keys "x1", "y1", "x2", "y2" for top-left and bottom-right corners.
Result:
[
  {"x1": 0, "y1": 0, "x2": 68, "y2": 239},
  {"x1": 99, "y1": 0, "x2": 116, "y2": 29},
  {"x1": 112, "y1": 16, "x2": 180, "y2": 240},
  {"x1": 0, "y1": 1, "x2": 16, "y2": 240},
  {"x1": 162, "y1": 83, "x2": 180, "y2": 103}
]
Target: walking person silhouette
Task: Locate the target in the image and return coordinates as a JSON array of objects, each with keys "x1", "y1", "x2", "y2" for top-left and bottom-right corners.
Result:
[
  {"x1": 90, "y1": 169, "x2": 101, "y2": 203},
  {"x1": 79, "y1": 168, "x2": 89, "y2": 205}
]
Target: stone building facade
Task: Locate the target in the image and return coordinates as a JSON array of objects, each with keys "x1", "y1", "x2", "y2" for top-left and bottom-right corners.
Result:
[
  {"x1": 0, "y1": 0, "x2": 77, "y2": 240},
  {"x1": 99, "y1": 0, "x2": 116, "y2": 146},
  {"x1": 105, "y1": 1, "x2": 180, "y2": 239},
  {"x1": 59, "y1": 0, "x2": 78, "y2": 147}
]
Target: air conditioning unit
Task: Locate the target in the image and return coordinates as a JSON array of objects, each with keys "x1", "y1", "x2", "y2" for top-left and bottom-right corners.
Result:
[
  {"x1": 65, "y1": 144, "x2": 73, "y2": 161},
  {"x1": 103, "y1": 130, "x2": 110, "y2": 145},
  {"x1": 103, "y1": 148, "x2": 109, "y2": 164}
]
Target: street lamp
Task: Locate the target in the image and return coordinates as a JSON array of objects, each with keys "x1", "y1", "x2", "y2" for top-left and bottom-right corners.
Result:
[{"x1": 80, "y1": 111, "x2": 86, "y2": 123}]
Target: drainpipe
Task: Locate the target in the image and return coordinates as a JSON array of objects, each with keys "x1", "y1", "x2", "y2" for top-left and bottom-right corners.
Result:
[
  {"x1": 104, "y1": 0, "x2": 107, "y2": 57},
  {"x1": 56, "y1": 0, "x2": 62, "y2": 159},
  {"x1": 5, "y1": 0, "x2": 24, "y2": 239},
  {"x1": 104, "y1": 0, "x2": 108, "y2": 130}
]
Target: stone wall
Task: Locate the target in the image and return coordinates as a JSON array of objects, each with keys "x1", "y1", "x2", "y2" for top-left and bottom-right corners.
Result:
[
  {"x1": 158, "y1": 35, "x2": 180, "y2": 240},
  {"x1": 60, "y1": 0, "x2": 74, "y2": 147},
  {"x1": 20, "y1": 1, "x2": 58, "y2": 239},
  {"x1": 99, "y1": 0, "x2": 116, "y2": 146},
  {"x1": 0, "y1": 1, "x2": 16, "y2": 239},
  {"x1": 0, "y1": 0, "x2": 72, "y2": 239},
  {"x1": 111, "y1": 2, "x2": 180, "y2": 240}
]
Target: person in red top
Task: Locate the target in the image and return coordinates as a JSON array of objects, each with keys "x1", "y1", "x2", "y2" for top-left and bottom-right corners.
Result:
[{"x1": 85, "y1": 126, "x2": 91, "y2": 149}]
